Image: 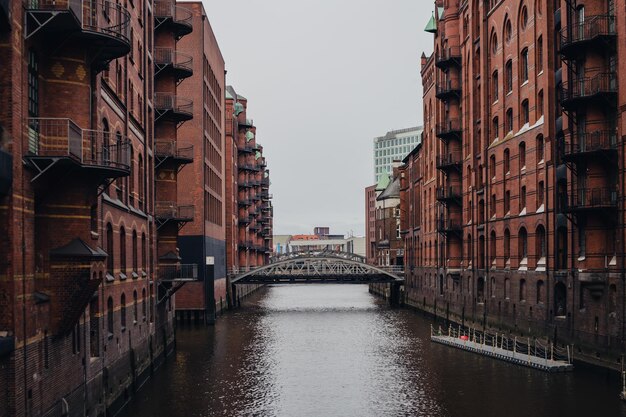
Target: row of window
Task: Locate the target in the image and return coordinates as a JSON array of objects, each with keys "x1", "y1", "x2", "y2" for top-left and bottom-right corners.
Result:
[
  {"x1": 105, "y1": 223, "x2": 147, "y2": 278},
  {"x1": 374, "y1": 135, "x2": 421, "y2": 149}
]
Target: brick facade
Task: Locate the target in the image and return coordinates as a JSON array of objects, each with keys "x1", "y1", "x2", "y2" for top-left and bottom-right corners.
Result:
[{"x1": 402, "y1": 0, "x2": 626, "y2": 368}]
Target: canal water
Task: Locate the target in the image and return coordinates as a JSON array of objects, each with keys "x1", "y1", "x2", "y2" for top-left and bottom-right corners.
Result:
[{"x1": 121, "y1": 285, "x2": 626, "y2": 417}]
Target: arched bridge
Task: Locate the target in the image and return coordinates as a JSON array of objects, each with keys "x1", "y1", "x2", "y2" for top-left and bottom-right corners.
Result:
[{"x1": 229, "y1": 253, "x2": 404, "y2": 306}]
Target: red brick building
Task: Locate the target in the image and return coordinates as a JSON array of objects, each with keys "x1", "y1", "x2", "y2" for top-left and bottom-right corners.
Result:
[
  {"x1": 365, "y1": 184, "x2": 377, "y2": 264},
  {"x1": 0, "y1": 0, "x2": 196, "y2": 414},
  {"x1": 173, "y1": 2, "x2": 227, "y2": 322},
  {"x1": 403, "y1": 0, "x2": 626, "y2": 367},
  {"x1": 224, "y1": 87, "x2": 274, "y2": 277}
]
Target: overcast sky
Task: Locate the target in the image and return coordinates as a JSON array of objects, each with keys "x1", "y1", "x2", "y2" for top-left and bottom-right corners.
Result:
[{"x1": 204, "y1": 0, "x2": 434, "y2": 236}]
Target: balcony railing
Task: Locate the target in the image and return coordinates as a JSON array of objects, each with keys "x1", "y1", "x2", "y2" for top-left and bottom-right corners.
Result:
[
  {"x1": 437, "y1": 218, "x2": 463, "y2": 234},
  {"x1": 561, "y1": 130, "x2": 617, "y2": 161},
  {"x1": 154, "y1": 47, "x2": 193, "y2": 79},
  {"x1": 154, "y1": 1, "x2": 192, "y2": 38},
  {"x1": 154, "y1": 93, "x2": 193, "y2": 122},
  {"x1": 566, "y1": 188, "x2": 617, "y2": 212},
  {"x1": 155, "y1": 141, "x2": 193, "y2": 165},
  {"x1": 560, "y1": 15, "x2": 616, "y2": 58},
  {"x1": 24, "y1": 0, "x2": 131, "y2": 62},
  {"x1": 561, "y1": 73, "x2": 617, "y2": 109},
  {"x1": 158, "y1": 264, "x2": 198, "y2": 281},
  {"x1": 25, "y1": 118, "x2": 131, "y2": 178},
  {"x1": 155, "y1": 202, "x2": 194, "y2": 221},
  {"x1": 435, "y1": 47, "x2": 462, "y2": 69},
  {"x1": 436, "y1": 79, "x2": 461, "y2": 100},
  {"x1": 239, "y1": 216, "x2": 251, "y2": 224},
  {"x1": 436, "y1": 186, "x2": 462, "y2": 203},
  {"x1": 436, "y1": 153, "x2": 462, "y2": 171},
  {"x1": 435, "y1": 119, "x2": 462, "y2": 141},
  {"x1": 240, "y1": 164, "x2": 260, "y2": 172},
  {"x1": 239, "y1": 119, "x2": 254, "y2": 128}
]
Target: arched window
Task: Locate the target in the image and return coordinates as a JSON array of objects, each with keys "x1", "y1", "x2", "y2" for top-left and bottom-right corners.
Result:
[
  {"x1": 120, "y1": 293, "x2": 127, "y2": 330},
  {"x1": 106, "y1": 223, "x2": 114, "y2": 276},
  {"x1": 107, "y1": 296, "x2": 114, "y2": 337},
  {"x1": 133, "y1": 290, "x2": 138, "y2": 324},
  {"x1": 120, "y1": 227, "x2": 126, "y2": 277},
  {"x1": 504, "y1": 148, "x2": 510, "y2": 173},
  {"x1": 519, "y1": 279, "x2": 527, "y2": 301},
  {"x1": 504, "y1": 278, "x2": 511, "y2": 299},
  {"x1": 536, "y1": 135, "x2": 544, "y2": 162},
  {"x1": 489, "y1": 155, "x2": 496, "y2": 180},
  {"x1": 141, "y1": 232, "x2": 146, "y2": 272},
  {"x1": 505, "y1": 60, "x2": 513, "y2": 92},
  {"x1": 520, "y1": 48, "x2": 529, "y2": 82},
  {"x1": 537, "y1": 36, "x2": 543, "y2": 73},
  {"x1": 521, "y1": 99, "x2": 529, "y2": 125},
  {"x1": 138, "y1": 154, "x2": 144, "y2": 209},
  {"x1": 142, "y1": 288, "x2": 147, "y2": 321},
  {"x1": 504, "y1": 229, "x2": 511, "y2": 263},
  {"x1": 519, "y1": 142, "x2": 526, "y2": 168},
  {"x1": 492, "y1": 116, "x2": 499, "y2": 139},
  {"x1": 506, "y1": 108, "x2": 513, "y2": 132},
  {"x1": 132, "y1": 230, "x2": 138, "y2": 274},
  {"x1": 536, "y1": 225, "x2": 546, "y2": 264},
  {"x1": 490, "y1": 230, "x2": 497, "y2": 266},
  {"x1": 490, "y1": 277, "x2": 496, "y2": 297},
  {"x1": 492, "y1": 70, "x2": 499, "y2": 102},
  {"x1": 554, "y1": 282, "x2": 567, "y2": 316},
  {"x1": 505, "y1": 19, "x2": 512, "y2": 43},
  {"x1": 129, "y1": 145, "x2": 134, "y2": 205},
  {"x1": 519, "y1": 227, "x2": 528, "y2": 261},
  {"x1": 536, "y1": 280, "x2": 545, "y2": 304}
]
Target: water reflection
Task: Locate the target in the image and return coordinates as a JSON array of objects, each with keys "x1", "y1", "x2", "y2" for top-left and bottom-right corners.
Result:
[{"x1": 122, "y1": 285, "x2": 626, "y2": 417}]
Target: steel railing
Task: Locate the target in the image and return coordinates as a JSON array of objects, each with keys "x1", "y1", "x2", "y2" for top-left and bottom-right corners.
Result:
[
  {"x1": 560, "y1": 15, "x2": 616, "y2": 48},
  {"x1": 158, "y1": 263, "x2": 198, "y2": 281},
  {"x1": 25, "y1": 0, "x2": 131, "y2": 43},
  {"x1": 436, "y1": 153, "x2": 462, "y2": 169},
  {"x1": 26, "y1": 118, "x2": 130, "y2": 170},
  {"x1": 436, "y1": 119, "x2": 462, "y2": 137},
  {"x1": 561, "y1": 130, "x2": 617, "y2": 157},
  {"x1": 436, "y1": 46, "x2": 462, "y2": 66},
  {"x1": 561, "y1": 73, "x2": 617, "y2": 103},
  {"x1": 436, "y1": 79, "x2": 462, "y2": 96},
  {"x1": 437, "y1": 218, "x2": 463, "y2": 232},
  {"x1": 567, "y1": 188, "x2": 617, "y2": 210},
  {"x1": 155, "y1": 140, "x2": 194, "y2": 160},
  {"x1": 154, "y1": 47, "x2": 193, "y2": 73},
  {"x1": 155, "y1": 201, "x2": 194, "y2": 220},
  {"x1": 154, "y1": 93, "x2": 193, "y2": 117},
  {"x1": 436, "y1": 186, "x2": 462, "y2": 201},
  {"x1": 154, "y1": 1, "x2": 192, "y2": 28}
]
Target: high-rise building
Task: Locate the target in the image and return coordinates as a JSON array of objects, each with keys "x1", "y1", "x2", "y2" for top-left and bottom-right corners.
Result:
[
  {"x1": 373, "y1": 126, "x2": 423, "y2": 182},
  {"x1": 173, "y1": 2, "x2": 227, "y2": 322},
  {"x1": 402, "y1": 0, "x2": 626, "y2": 369}
]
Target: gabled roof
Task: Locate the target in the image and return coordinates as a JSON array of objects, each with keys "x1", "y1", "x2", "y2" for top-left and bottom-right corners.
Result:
[{"x1": 49, "y1": 238, "x2": 107, "y2": 260}]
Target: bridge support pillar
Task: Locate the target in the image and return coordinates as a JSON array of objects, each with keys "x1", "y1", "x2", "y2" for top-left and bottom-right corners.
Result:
[{"x1": 389, "y1": 282, "x2": 402, "y2": 308}]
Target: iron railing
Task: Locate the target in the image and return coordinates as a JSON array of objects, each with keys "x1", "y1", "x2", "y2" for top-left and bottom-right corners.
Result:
[
  {"x1": 158, "y1": 263, "x2": 198, "y2": 281},
  {"x1": 154, "y1": 93, "x2": 193, "y2": 117},
  {"x1": 436, "y1": 78, "x2": 461, "y2": 98},
  {"x1": 154, "y1": 47, "x2": 193, "y2": 74},
  {"x1": 436, "y1": 186, "x2": 462, "y2": 201},
  {"x1": 567, "y1": 188, "x2": 617, "y2": 211},
  {"x1": 560, "y1": 15, "x2": 616, "y2": 49},
  {"x1": 435, "y1": 46, "x2": 462, "y2": 67},
  {"x1": 436, "y1": 153, "x2": 462, "y2": 169},
  {"x1": 437, "y1": 218, "x2": 463, "y2": 233},
  {"x1": 26, "y1": 118, "x2": 130, "y2": 170},
  {"x1": 436, "y1": 119, "x2": 462, "y2": 137},
  {"x1": 155, "y1": 140, "x2": 194, "y2": 160},
  {"x1": 561, "y1": 130, "x2": 617, "y2": 158},
  {"x1": 561, "y1": 73, "x2": 617, "y2": 103},
  {"x1": 155, "y1": 201, "x2": 194, "y2": 220},
  {"x1": 25, "y1": 0, "x2": 131, "y2": 43},
  {"x1": 154, "y1": 1, "x2": 192, "y2": 28}
]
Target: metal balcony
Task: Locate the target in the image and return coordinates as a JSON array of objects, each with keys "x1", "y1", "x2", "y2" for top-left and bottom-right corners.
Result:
[
  {"x1": 435, "y1": 47, "x2": 462, "y2": 69},
  {"x1": 238, "y1": 198, "x2": 251, "y2": 206},
  {"x1": 155, "y1": 93, "x2": 193, "y2": 122},
  {"x1": 239, "y1": 119, "x2": 254, "y2": 128},
  {"x1": 155, "y1": 141, "x2": 193, "y2": 169},
  {"x1": 237, "y1": 145, "x2": 255, "y2": 154},
  {"x1": 436, "y1": 186, "x2": 462, "y2": 205},
  {"x1": 250, "y1": 223, "x2": 260, "y2": 232},
  {"x1": 436, "y1": 153, "x2": 462, "y2": 173},
  {"x1": 24, "y1": 118, "x2": 130, "y2": 182},
  {"x1": 239, "y1": 216, "x2": 251, "y2": 225},
  {"x1": 154, "y1": 48, "x2": 193, "y2": 80},
  {"x1": 239, "y1": 164, "x2": 260, "y2": 172},
  {"x1": 561, "y1": 73, "x2": 617, "y2": 111},
  {"x1": 565, "y1": 188, "x2": 617, "y2": 214},
  {"x1": 158, "y1": 264, "x2": 198, "y2": 282},
  {"x1": 560, "y1": 15, "x2": 616, "y2": 59},
  {"x1": 155, "y1": 202, "x2": 194, "y2": 229},
  {"x1": 0, "y1": 149, "x2": 11, "y2": 196},
  {"x1": 437, "y1": 218, "x2": 463, "y2": 235},
  {"x1": 238, "y1": 181, "x2": 253, "y2": 189},
  {"x1": 435, "y1": 119, "x2": 462, "y2": 142},
  {"x1": 154, "y1": 1, "x2": 192, "y2": 39},
  {"x1": 560, "y1": 130, "x2": 617, "y2": 163},
  {"x1": 25, "y1": 0, "x2": 131, "y2": 68},
  {"x1": 435, "y1": 79, "x2": 461, "y2": 101}
]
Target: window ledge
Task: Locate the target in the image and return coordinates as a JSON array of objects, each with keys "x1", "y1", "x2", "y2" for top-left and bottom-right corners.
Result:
[
  {"x1": 119, "y1": 272, "x2": 127, "y2": 281},
  {"x1": 105, "y1": 273, "x2": 115, "y2": 283}
]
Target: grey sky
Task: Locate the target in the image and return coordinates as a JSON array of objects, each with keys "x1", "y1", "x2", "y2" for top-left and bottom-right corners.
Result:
[{"x1": 204, "y1": 0, "x2": 434, "y2": 236}]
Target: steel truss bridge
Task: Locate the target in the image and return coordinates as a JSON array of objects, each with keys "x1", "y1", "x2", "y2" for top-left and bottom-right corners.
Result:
[{"x1": 230, "y1": 252, "x2": 404, "y2": 306}]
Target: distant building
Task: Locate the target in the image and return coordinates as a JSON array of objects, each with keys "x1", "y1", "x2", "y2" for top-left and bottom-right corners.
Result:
[
  {"x1": 373, "y1": 126, "x2": 423, "y2": 183},
  {"x1": 365, "y1": 184, "x2": 377, "y2": 264},
  {"x1": 274, "y1": 229, "x2": 366, "y2": 258}
]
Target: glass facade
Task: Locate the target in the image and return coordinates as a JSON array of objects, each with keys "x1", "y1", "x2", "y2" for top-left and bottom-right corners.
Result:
[{"x1": 373, "y1": 128, "x2": 423, "y2": 182}]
